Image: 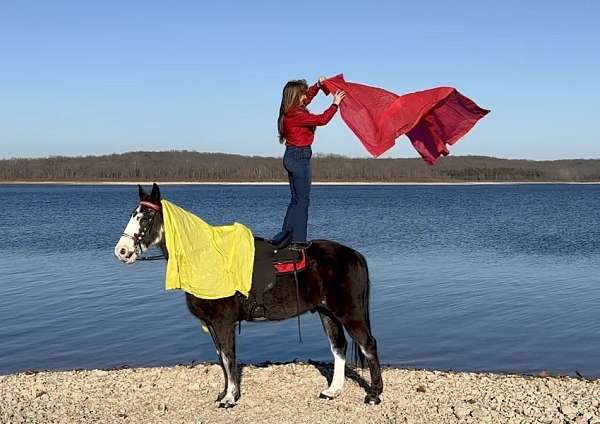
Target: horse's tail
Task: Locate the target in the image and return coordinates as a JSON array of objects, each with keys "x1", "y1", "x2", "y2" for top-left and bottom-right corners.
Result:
[{"x1": 352, "y1": 251, "x2": 371, "y2": 369}]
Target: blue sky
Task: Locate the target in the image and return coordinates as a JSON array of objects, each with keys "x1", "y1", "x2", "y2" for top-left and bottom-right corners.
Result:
[{"x1": 1, "y1": 0, "x2": 599, "y2": 160}]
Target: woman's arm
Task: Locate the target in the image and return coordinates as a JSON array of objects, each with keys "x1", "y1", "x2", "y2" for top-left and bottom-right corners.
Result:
[
  {"x1": 295, "y1": 104, "x2": 339, "y2": 127},
  {"x1": 296, "y1": 90, "x2": 346, "y2": 126},
  {"x1": 302, "y1": 82, "x2": 321, "y2": 106}
]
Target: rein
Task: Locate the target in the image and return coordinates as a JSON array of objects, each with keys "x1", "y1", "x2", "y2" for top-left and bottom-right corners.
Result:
[
  {"x1": 122, "y1": 201, "x2": 168, "y2": 261},
  {"x1": 138, "y1": 253, "x2": 167, "y2": 261}
]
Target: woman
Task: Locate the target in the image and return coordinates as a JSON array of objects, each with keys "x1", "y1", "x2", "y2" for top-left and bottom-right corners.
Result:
[{"x1": 272, "y1": 77, "x2": 346, "y2": 250}]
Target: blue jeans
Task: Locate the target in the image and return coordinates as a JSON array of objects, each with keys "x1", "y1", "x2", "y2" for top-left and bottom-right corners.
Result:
[{"x1": 273, "y1": 146, "x2": 312, "y2": 243}]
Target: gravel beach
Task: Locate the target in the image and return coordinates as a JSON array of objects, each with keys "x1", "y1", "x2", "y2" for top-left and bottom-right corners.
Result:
[{"x1": 1, "y1": 362, "x2": 599, "y2": 424}]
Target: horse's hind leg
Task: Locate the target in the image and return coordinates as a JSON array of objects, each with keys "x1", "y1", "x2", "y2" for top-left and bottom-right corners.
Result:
[
  {"x1": 208, "y1": 321, "x2": 239, "y2": 408},
  {"x1": 318, "y1": 312, "x2": 347, "y2": 399},
  {"x1": 340, "y1": 318, "x2": 383, "y2": 405}
]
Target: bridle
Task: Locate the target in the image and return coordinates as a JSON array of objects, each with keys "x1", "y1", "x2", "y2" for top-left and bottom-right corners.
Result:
[{"x1": 121, "y1": 200, "x2": 167, "y2": 261}]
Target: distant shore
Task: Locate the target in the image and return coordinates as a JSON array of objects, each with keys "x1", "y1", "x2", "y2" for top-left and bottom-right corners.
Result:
[
  {"x1": 4, "y1": 152, "x2": 600, "y2": 185},
  {"x1": 1, "y1": 362, "x2": 599, "y2": 423},
  {"x1": 2, "y1": 180, "x2": 600, "y2": 186}
]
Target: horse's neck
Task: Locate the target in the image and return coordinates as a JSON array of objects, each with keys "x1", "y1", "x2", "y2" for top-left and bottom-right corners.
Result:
[{"x1": 158, "y1": 235, "x2": 169, "y2": 259}]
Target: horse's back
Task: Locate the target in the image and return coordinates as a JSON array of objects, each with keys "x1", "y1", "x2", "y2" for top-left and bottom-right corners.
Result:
[{"x1": 308, "y1": 239, "x2": 369, "y2": 276}]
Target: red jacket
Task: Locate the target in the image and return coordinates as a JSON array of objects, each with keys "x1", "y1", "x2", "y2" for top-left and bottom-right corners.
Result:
[{"x1": 282, "y1": 83, "x2": 338, "y2": 148}]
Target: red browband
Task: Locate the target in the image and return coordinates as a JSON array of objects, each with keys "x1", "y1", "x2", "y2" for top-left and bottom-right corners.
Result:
[{"x1": 139, "y1": 201, "x2": 161, "y2": 211}]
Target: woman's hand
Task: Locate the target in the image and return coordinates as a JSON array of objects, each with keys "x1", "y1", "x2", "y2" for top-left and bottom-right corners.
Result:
[{"x1": 333, "y1": 90, "x2": 346, "y2": 105}]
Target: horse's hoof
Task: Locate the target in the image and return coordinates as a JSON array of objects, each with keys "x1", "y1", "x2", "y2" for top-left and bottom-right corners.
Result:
[
  {"x1": 218, "y1": 400, "x2": 236, "y2": 409},
  {"x1": 319, "y1": 393, "x2": 335, "y2": 400},
  {"x1": 365, "y1": 394, "x2": 381, "y2": 405}
]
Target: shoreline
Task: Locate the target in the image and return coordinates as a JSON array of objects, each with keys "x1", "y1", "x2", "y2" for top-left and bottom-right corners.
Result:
[
  {"x1": 2, "y1": 180, "x2": 600, "y2": 186},
  {"x1": 2, "y1": 362, "x2": 599, "y2": 423}
]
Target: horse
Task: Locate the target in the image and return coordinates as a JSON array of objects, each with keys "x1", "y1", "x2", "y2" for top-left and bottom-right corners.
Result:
[{"x1": 114, "y1": 183, "x2": 383, "y2": 407}]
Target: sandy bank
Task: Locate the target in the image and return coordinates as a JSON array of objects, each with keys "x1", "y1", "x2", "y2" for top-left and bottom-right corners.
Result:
[{"x1": 1, "y1": 363, "x2": 599, "y2": 424}]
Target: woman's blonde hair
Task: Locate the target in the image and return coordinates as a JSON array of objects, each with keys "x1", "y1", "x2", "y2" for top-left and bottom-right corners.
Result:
[{"x1": 277, "y1": 79, "x2": 308, "y2": 144}]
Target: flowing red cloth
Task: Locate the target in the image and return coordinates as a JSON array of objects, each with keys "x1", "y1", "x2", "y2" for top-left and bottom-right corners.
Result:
[{"x1": 321, "y1": 74, "x2": 490, "y2": 165}]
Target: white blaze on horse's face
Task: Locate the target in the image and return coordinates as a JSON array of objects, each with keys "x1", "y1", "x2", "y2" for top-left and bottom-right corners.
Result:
[{"x1": 114, "y1": 206, "x2": 143, "y2": 264}]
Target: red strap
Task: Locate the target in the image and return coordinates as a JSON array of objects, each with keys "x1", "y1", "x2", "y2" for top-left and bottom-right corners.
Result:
[
  {"x1": 273, "y1": 250, "x2": 307, "y2": 273},
  {"x1": 139, "y1": 201, "x2": 161, "y2": 211}
]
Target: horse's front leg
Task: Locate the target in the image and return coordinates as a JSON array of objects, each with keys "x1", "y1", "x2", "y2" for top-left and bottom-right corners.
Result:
[{"x1": 209, "y1": 321, "x2": 239, "y2": 408}]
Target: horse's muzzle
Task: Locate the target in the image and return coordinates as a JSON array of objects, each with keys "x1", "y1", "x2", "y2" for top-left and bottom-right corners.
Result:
[{"x1": 114, "y1": 243, "x2": 138, "y2": 264}]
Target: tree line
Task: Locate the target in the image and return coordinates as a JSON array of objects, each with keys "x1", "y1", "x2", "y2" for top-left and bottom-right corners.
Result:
[{"x1": 1, "y1": 151, "x2": 599, "y2": 182}]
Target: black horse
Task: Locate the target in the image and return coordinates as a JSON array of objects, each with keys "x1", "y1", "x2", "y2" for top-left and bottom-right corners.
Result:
[{"x1": 114, "y1": 184, "x2": 383, "y2": 407}]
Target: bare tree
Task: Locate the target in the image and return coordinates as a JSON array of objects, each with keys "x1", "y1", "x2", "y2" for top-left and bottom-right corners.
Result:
[{"x1": 1, "y1": 151, "x2": 599, "y2": 182}]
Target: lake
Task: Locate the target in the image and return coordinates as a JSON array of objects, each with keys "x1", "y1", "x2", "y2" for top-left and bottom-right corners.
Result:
[{"x1": 0, "y1": 184, "x2": 599, "y2": 376}]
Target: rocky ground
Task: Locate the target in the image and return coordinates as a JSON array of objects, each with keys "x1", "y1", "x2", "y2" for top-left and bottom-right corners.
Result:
[{"x1": 1, "y1": 362, "x2": 599, "y2": 424}]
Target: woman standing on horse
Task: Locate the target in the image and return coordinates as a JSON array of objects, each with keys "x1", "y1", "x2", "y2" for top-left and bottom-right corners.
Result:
[{"x1": 272, "y1": 77, "x2": 346, "y2": 250}]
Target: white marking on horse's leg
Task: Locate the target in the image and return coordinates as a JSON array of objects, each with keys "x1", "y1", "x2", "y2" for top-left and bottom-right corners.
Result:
[
  {"x1": 359, "y1": 344, "x2": 374, "y2": 360},
  {"x1": 219, "y1": 353, "x2": 237, "y2": 406},
  {"x1": 321, "y1": 348, "x2": 345, "y2": 398}
]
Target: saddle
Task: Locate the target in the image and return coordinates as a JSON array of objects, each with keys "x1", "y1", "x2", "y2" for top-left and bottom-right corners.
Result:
[{"x1": 247, "y1": 235, "x2": 308, "y2": 320}]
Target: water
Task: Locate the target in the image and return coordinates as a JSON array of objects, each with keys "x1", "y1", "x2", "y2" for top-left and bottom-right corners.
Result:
[{"x1": 1, "y1": 184, "x2": 599, "y2": 376}]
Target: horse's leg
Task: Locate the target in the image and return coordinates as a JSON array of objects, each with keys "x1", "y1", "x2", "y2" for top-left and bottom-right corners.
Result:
[
  {"x1": 208, "y1": 321, "x2": 239, "y2": 408},
  {"x1": 339, "y1": 318, "x2": 383, "y2": 405},
  {"x1": 318, "y1": 312, "x2": 347, "y2": 399},
  {"x1": 206, "y1": 325, "x2": 225, "y2": 402},
  {"x1": 207, "y1": 326, "x2": 226, "y2": 403}
]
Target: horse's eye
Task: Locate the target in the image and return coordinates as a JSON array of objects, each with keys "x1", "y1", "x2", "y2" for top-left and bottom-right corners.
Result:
[{"x1": 142, "y1": 213, "x2": 156, "y2": 222}]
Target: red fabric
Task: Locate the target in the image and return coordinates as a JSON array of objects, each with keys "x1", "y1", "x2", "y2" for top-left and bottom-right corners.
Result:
[
  {"x1": 321, "y1": 74, "x2": 489, "y2": 165},
  {"x1": 273, "y1": 250, "x2": 307, "y2": 273},
  {"x1": 283, "y1": 83, "x2": 338, "y2": 148}
]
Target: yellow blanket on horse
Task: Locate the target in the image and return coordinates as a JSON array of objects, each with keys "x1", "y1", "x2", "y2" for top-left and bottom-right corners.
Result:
[{"x1": 161, "y1": 200, "x2": 254, "y2": 300}]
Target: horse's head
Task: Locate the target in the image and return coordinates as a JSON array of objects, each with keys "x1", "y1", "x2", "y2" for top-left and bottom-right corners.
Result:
[{"x1": 114, "y1": 183, "x2": 164, "y2": 264}]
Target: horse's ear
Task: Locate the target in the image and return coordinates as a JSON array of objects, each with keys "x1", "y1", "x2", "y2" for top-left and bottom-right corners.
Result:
[
  {"x1": 138, "y1": 184, "x2": 146, "y2": 200},
  {"x1": 150, "y1": 183, "x2": 161, "y2": 201}
]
